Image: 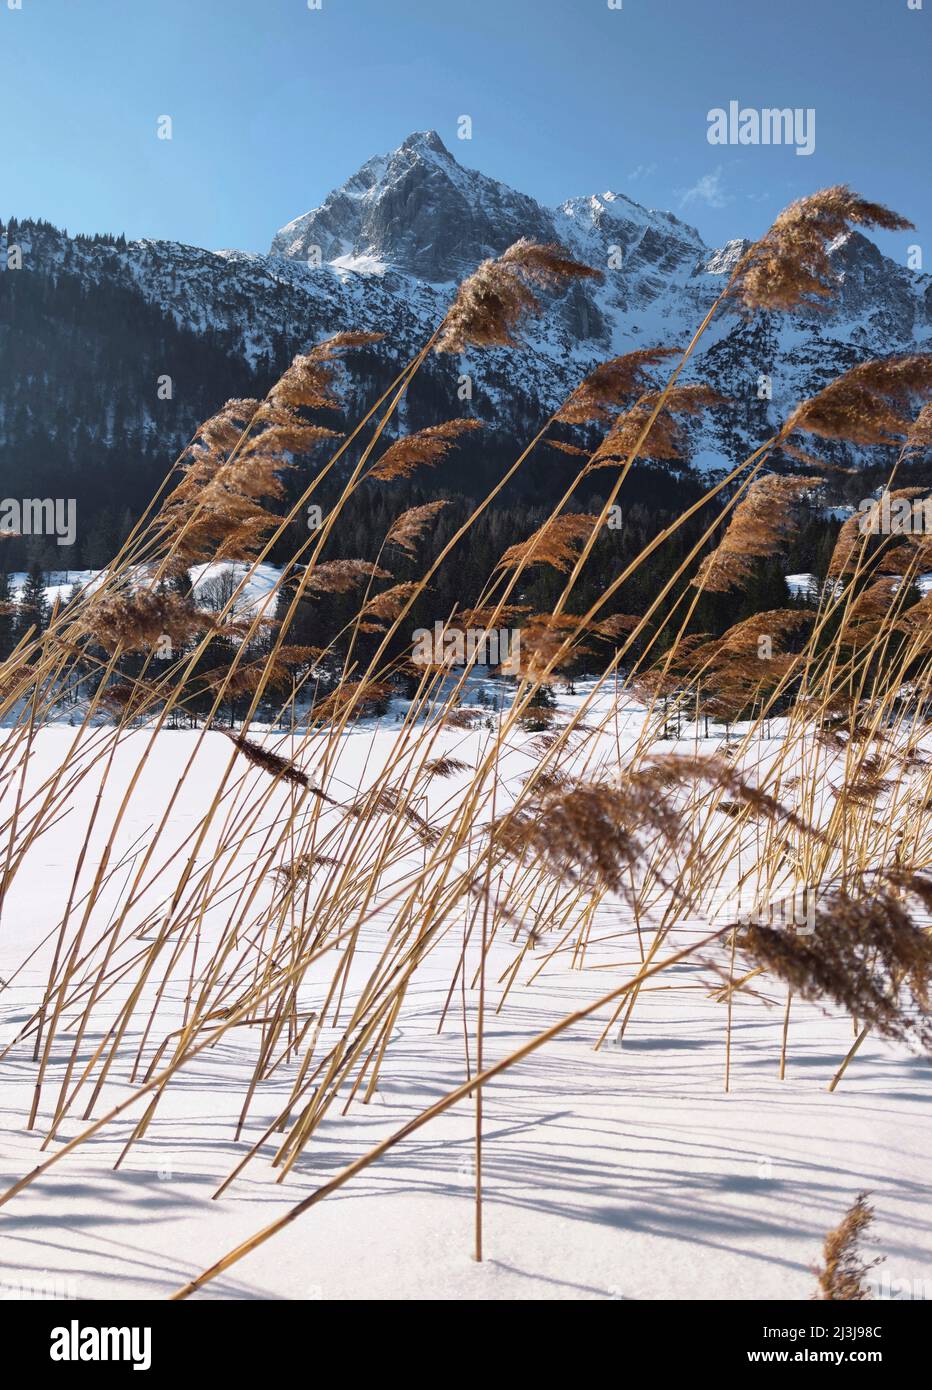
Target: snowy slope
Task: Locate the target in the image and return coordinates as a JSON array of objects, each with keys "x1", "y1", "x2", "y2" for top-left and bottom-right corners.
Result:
[{"x1": 1, "y1": 702, "x2": 930, "y2": 1300}]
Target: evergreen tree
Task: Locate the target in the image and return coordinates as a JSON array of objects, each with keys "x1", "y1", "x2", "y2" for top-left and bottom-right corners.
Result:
[
  {"x1": 14, "y1": 563, "x2": 50, "y2": 641},
  {"x1": 0, "y1": 570, "x2": 15, "y2": 658}
]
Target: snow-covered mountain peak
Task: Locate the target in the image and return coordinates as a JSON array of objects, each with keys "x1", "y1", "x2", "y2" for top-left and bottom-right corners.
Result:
[
  {"x1": 396, "y1": 128, "x2": 453, "y2": 157},
  {"x1": 270, "y1": 130, "x2": 556, "y2": 282},
  {"x1": 268, "y1": 130, "x2": 726, "y2": 293},
  {"x1": 556, "y1": 189, "x2": 704, "y2": 246},
  {"x1": 697, "y1": 238, "x2": 750, "y2": 275}
]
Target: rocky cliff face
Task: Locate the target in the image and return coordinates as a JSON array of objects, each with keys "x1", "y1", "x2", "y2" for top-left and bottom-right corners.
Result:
[{"x1": 270, "y1": 130, "x2": 557, "y2": 282}]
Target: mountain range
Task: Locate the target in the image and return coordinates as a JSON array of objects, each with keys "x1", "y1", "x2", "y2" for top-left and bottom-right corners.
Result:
[{"x1": 2, "y1": 129, "x2": 930, "y2": 564}]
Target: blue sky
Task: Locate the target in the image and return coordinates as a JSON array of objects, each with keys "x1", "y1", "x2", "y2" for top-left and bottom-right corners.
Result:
[{"x1": 1, "y1": 0, "x2": 928, "y2": 260}]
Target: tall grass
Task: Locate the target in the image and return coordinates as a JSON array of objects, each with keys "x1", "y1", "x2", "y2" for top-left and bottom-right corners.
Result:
[{"x1": 0, "y1": 192, "x2": 931, "y2": 1297}]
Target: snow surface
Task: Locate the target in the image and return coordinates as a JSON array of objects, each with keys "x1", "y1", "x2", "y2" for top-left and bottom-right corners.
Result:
[
  {"x1": 785, "y1": 572, "x2": 932, "y2": 602},
  {"x1": 4, "y1": 563, "x2": 282, "y2": 617},
  {"x1": 187, "y1": 561, "x2": 282, "y2": 614},
  {"x1": 1, "y1": 690, "x2": 930, "y2": 1301},
  {"x1": 6, "y1": 570, "x2": 100, "y2": 609},
  {"x1": 785, "y1": 573, "x2": 819, "y2": 601}
]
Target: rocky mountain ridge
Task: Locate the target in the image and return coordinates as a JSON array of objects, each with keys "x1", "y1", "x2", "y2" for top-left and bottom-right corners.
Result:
[{"x1": 3, "y1": 129, "x2": 930, "y2": 510}]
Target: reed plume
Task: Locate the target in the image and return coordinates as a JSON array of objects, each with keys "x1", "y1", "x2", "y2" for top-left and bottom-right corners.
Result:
[
  {"x1": 269, "y1": 332, "x2": 384, "y2": 410},
  {"x1": 828, "y1": 502, "x2": 880, "y2": 579},
  {"x1": 590, "y1": 384, "x2": 722, "y2": 467},
  {"x1": 190, "y1": 397, "x2": 262, "y2": 455},
  {"x1": 836, "y1": 578, "x2": 901, "y2": 649},
  {"x1": 494, "y1": 778, "x2": 684, "y2": 896},
  {"x1": 496, "y1": 755, "x2": 797, "y2": 896},
  {"x1": 545, "y1": 439, "x2": 589, "y2": 457},
  {"x1": 503, "y1": 613, "x2": 591, "y2": 677},
  {"x1": 732, "y1": 186, "x2": 912, "y2": 313},
  {"x1": 672, "y1": 610, "x2": 815, "y2": 715},
  {"x1": 369, "y1": 421, "x2": 483, "y2": 481},
  {"x1": 694, "y1": 474, "x2": 822, "y2": 592},
  {"x1": 86, "y1": 588, "x2": 217, "y2": 654},
  {"x1": 312, "y1": 678, "x2": 393, "y2": 723},
  {"x1": 422, "y1": 756, "x2": 469, "y2": 780},
  {"x1": 906, "y1": 402, "x2": 932, "y2": 451},
  {"x1": 275, "y1": 853, "x2": 341, "y2": 887},
  {"x1": 813, "y1": 1194, "x2": 881, "y2": 1301},
  {"x1": 555, "y1": 347, "x2": 681, "y2": 424},
  {"x1": 786, "y1": 355, "x2": 932, "y2": 447},
  {"x1": 435, "y1": 239, "x2": 601, "y2": 353},
  {"x1": 353, "y1": 786, "x2": 440, "y2": 847},
  {"x1": 227, "y1": 732, "x2": 317, "y2": 791},
  {"x1": 738, "y1": 884, "x2": 932, "y2": 1046},
  {"x1": 497, "y1": 514, "x2": 599, "y2": 573},
  {"x1": 304, "y1": 560, "x2": 392, "y2": 594},
  {"x1": 361, "y1": 581, "x2": 422, "y2": 623},
  {"x1": 384, "y1": 501, "x2": 449, "y2": 555},
  {"x1": 828, "y1": 486, "x2": 930, "y2": 577}
]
